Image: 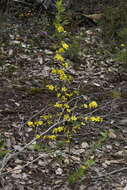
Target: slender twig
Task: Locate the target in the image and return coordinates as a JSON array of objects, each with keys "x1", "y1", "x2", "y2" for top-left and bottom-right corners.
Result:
[{"x1": 92, "y1": 167, "x2": 127, "y2": 179}]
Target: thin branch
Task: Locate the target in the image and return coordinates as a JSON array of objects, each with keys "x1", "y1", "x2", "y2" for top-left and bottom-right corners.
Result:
[{"x1": 92, "y1": 167, "x2": 127, "y2": 179}]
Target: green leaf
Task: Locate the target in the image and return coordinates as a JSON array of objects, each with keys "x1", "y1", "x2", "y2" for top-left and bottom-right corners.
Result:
[
  {"x1": 0, "y1": 140, "x2": 4, "y2": 148},
  {"x1": 0, "y1": 150, "x2": 10, "y2": 158}
]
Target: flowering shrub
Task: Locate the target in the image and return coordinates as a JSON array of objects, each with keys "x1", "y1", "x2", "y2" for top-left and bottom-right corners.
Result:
[
  {"x1": 26, "y1": 0, "x2": 104, "y2": 151},
  {"x1": 26, "y1": 0, "x2": 106, "y2": 184}
]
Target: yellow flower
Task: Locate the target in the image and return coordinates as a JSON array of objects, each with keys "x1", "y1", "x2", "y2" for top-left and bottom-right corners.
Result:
[
  {"x1": 56, "y1": 48, "x2": 65, "y2": 53},
  {"x1": 56, "y1": 25, "x2": 65, "y2": 32},
  {"x1": 61, "y1": 41, "x2": 69, "y2": 49},
  {"x1": 71, "y1": 116, "x2": 77, "y2": 121},
  {"x1": 48, "y1": 120, "x2": 53, "y2": 125},
  {"x1": 83, "y1": 104, "x2": 88, "y2": 108},
  {"x1": 89, "y1": 117, "x2": 97, "y2": 122},
  {"x1": 59, "y1": 73, "x2": 68, "y2": 81},
  {"x1": 65, "y1": 92, "x2": 73, "y2": 97},
  {"x1": 51, "y1": 68, "x2": 57, "y2": 74},
  {"x1": 64, "y1": 114, "x2": 70, "y2": 121},
  {"x1": 49, "y1": 135, "x2": 57, "y2": 140},
  {"x1": 68, "y1": 75, "x2": 73, "y2": 81},
  {"x1": 52, "y1": 126, "x2": 65, "y2": 134},
  {"x1": 36, "y1": 134, "x2": 41, "y2": 139},
  {"x1": 61, "y1": 87, "x2": 67, "y2": 92},
  {"x1": 121, "y1": 44, "x2": 125, "y2": 47},
  {"x1": 58, "y1": 69, "x2": 65, "y2": 75},
  {"x1": 90, "y1": 116, "x2": 103, "y2": 122},
  {"x1": 54, "y1": 54, "x2": 64, "y2": 62},
  {"x1": 84, "y1": 116, "x2": 103, "y2": 122},
  {"x1": 81, "y1": 122, "x2": 86, "y2": 125},
  {"x1": 73, "y1": 90, "x2": 79, "y2": 95},
  {"x1": 43, "y1": 135, "x2": 47, "y2": 139},
  {"x1": 66, "y1": 109, "x2": 71, "y2": 113},
  {"x1": 54, "y1": 102, "x2": 63, "y2": 108},
  {"x1": 46, "y1": 85, "x2": 55, "y2": 91},
  {"x1": 62, "y1": 62, "x2": 69, "y2": 68},
  {"x1": 34, "y1": 121, "x2": 43, "y2": 126},
  {"x1": 40, "y1": 114, "x2": 52, "y2": 119},
  {"x1": 81, "y1": 165, "x2": 87, "y2": 169},
  {"x1": 84, "y1": 117, "x2": 89, "y2": 121},
  {"x1": 89, "y1": 101, "x2": 98, "y2": 109},
  {"x1": 27, "y1": 121, "x2": 34, "y2": 127},
  {"x1": 64, "y1": 104, "x2": 69, "y2": 108},
  {"x1": 61, "y1": 95, "x2": 67, "y2": 102},
  {"x1": 43, "y1": 135, "x2": 56, "y2": 140},
  {"x1": 57, "y1": 93, "x2": 61, "y2": 98}
]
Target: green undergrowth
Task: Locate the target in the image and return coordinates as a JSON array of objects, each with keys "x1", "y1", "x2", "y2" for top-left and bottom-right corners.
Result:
[
  {"x1": 0, "y1": 138, "x2": 11, "y2": 159},
  {"x1": 68, "y1": 131, "x2": 108, "y2": 184},
  {"x1": 102, "y1": 0, "x2": 127, "y2": 66}
]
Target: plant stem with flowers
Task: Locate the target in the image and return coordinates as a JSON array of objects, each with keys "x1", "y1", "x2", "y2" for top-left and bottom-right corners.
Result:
[{"x1": 26, "y1": 0, "x2": 107, "y2": 184}]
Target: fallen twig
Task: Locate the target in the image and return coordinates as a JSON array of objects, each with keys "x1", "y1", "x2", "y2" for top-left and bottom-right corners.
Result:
[{"x1": 92, "y1": 167, "x2": 127, "y2": 179}]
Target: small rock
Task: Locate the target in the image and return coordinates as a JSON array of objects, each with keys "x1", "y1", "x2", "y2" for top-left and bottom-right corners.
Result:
[
  {"x1": 81, "y1": 142, "x2": 89, "y2": 149},
  {"x1": 38, "y1": 160, "x2": 48, "y2": 167},
  {"x1": 29, "y1": 156, "x2": 34, "y2": 161},
  {"x1": 106, "y1": 145, "x2": 112, "y2": 150},
  {"x1": 55, "y1": 168, "x2": 63, "y2": 175},
  {"x1": 13, "y1": 165, "x2": 22, "y2": 174}
]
